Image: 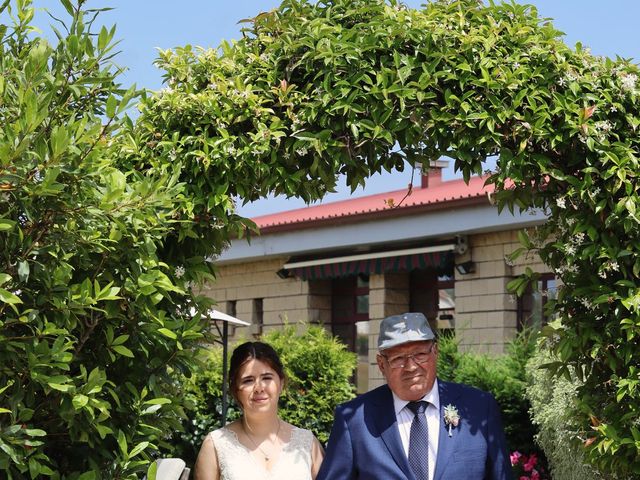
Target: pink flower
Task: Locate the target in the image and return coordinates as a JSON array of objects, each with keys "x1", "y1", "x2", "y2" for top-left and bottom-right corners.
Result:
[
  {"x1": 531, "y1": 469, "x2": 540, "y2": 480},
  {"x1": 523, "y1": 454, "x2": 537, "y2": 472},
  {"x1": 510, "y1": 451, "x2": 523, "y2": 466},
  {"x1": 520, "y1": 476, "x2": 529, "y2": 480}
]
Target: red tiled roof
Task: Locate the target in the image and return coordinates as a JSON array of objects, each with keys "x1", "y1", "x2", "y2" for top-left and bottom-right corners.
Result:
[{"x1": 253, "y1": 175, "x2": 494, "y2": 233}]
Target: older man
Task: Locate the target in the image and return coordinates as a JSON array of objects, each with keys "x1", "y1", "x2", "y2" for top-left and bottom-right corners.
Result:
[{"x1": 317, "y1": 312, "x2": 512, "y2": 480}]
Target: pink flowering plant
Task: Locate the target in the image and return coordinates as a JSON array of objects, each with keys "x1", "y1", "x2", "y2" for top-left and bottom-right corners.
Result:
[{"x1": 510, "y1": 451, "x2": 548, "y2": 480}]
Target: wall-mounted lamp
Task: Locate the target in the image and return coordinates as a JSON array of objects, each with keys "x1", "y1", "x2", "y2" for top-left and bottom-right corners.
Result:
[
  {"x1": 455, "y1": 260, "x2": 476, "y2": 275},
  {"x1": 276, "y1": 268, "x2": 290, "y2": 279}
]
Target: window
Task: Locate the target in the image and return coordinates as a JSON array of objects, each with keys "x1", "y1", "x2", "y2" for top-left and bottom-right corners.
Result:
[
  {"x1": 252, "y1": 298, "x2": 263, "y2": 337},
  {"x1": 331, "y1": 275, "x2": 370, "y2": 393},
  {"x1": 518, "y1": 274, "x2": 557, "y2": 330}
]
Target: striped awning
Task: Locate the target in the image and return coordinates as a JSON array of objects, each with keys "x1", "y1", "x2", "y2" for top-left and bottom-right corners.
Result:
[{"x1": 283, "y1": 245, "x2": 454, "y2": 281}]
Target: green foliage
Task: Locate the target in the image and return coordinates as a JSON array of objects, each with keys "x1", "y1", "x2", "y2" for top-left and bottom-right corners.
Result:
[
  {"x1": 526, "y1": 329, "x2": 604, "y2": 480},
  {"x1": 437, "y1": 330, "x2": 538, "y2": 456},
  {"x1": 141, "y1": 0, "x2": 640, "y2": 473},
  {"x1": 173, "y1": 325, "x2": 356, "y2": 464},
  {"x1": 171, "y1": 348, "x2": 242, "y2": 468},
  {"x1": 264, "y1": 325, "x2": 357, "y2": 444},
  {"x1": 0, "y1": 2, "x2": 217, "y2": 477}
]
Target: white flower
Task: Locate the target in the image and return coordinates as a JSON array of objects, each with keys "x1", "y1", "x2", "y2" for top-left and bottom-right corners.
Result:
[
  {"x1": 443, "y1": 404, "x2": 460, "y2": 437},
  {"x1": 296, "y1": 147, "x2": 308, "y2": 156},
  {"x1": 556, "y1": 197, "x2": 567, "y2": 209},
  {"x1": 595, "y1": 120, "x2": 613, "y2": 132},
  {"x1": 174, "y1": 265, "x2": 186, "y2": 278},
  {"x1": 610, "y1": 105, "x2": 618, "y2": 113},
  {"x1": 565, "y1": 244, "x2": 576, "y2": 256},
  {"x1": 620, "y1": 73, "x2": 637, "y2": 92}
]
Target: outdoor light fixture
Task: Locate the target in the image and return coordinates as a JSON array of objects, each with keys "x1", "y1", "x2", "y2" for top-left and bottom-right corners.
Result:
[
  {"x1": 455, "y1": 260, "x2": 476, "y2": 275},
  {"x1": 276, "y1": 268, "x2": 290, "y2": 279}
]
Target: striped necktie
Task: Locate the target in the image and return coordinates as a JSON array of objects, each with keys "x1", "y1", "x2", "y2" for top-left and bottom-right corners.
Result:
[{"x1": 407, "y1": 400, "x2": 429, "y2": 480}]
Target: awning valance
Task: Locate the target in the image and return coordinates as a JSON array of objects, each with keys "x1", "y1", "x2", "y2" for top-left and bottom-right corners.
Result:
[{"x1": 283, "y1": 245, "x2": 454, "y2": 281}]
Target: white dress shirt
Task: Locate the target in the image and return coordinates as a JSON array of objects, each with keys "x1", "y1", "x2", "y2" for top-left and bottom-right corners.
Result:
[{"x1": 392, "y1": 378, "x2": 440, "y2": 480}]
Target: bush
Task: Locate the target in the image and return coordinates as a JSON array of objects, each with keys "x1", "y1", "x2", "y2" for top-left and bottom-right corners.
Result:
[
  {"x1": 526, "y1": 335, "x2": 603, "y2": 480},
  {"x1": 0, "y1": 2, "x2": 215, "y2": 477},
  {"x1": 436, "y1": 330, "x2": 539, "y2": 457},
  {"x1": 172, "y1": 324, "x2": 357, "y2": 465}
]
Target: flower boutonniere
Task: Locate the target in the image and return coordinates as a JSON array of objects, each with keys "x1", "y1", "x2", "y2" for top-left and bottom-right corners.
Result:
[{"x1": 443, "y1": 404, "x2": 460, "y2": 437}]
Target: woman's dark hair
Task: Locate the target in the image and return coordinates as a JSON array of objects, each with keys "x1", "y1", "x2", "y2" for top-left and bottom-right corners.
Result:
[{"x1": 228, "y1": 341, "x2": 285, "y2": 400}]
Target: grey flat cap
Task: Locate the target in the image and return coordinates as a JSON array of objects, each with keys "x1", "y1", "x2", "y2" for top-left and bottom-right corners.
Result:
[{"x1": 378, "y1": 312, "x2": 435, "y2": 350}]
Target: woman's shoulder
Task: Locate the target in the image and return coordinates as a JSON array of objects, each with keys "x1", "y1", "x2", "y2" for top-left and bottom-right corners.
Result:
[
  {"x1": 283, "y1": 422, "x2": 316, "y2": 445},
  {"x1": 209, "y1": 421, "x2": 241, "y2": 442}
]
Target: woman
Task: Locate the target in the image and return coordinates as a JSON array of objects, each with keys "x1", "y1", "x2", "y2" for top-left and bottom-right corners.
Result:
[{"x1": 194, "y1": 341, "x2": 324, "y2": 480}]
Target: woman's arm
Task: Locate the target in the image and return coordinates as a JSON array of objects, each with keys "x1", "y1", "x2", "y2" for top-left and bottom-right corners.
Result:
[
  {"x1": 193, "y1": 433, "x2": 220, "y2": 480},
  {"x1": 310, "y1": 435, "x2": 325, "y2": 480}
]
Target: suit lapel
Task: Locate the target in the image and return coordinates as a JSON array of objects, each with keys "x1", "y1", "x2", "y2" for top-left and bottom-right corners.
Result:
[
  {"x1": 372, "y1": 386, "x2": 414, "y2": 480},
  {"x1": 434, "y1": 381, "x2": 462, "y2": 480}
]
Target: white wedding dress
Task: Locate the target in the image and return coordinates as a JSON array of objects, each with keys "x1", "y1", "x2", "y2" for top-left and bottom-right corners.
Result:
[{"x1": 210, "y1": 426, "x2": 314, "y2": 480}]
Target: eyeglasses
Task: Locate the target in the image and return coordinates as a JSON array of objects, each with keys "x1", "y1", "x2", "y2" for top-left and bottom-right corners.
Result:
[{"x1": 380, "y1": 343, "x2": 436, "y2": 369}]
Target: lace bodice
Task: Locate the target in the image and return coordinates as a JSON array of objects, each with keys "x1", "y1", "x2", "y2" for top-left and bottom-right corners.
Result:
[{"x1": 210, "y1": 425, "x2": 314, "y2": 480}]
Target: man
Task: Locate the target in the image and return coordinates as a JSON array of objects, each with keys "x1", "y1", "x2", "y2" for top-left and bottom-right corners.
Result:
[{"x1": 317, "y1": 312, "x2": 512, "y2": 480}]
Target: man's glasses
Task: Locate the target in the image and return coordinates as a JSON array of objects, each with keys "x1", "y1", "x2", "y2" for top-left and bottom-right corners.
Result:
[{"x1": 380, "y1": 343, "x2": 436, "y2": 369}]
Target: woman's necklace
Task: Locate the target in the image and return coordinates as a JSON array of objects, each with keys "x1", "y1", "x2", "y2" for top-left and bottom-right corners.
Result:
[{"x1": 242, "y1": 418, "x2": 281, "y2": 462}]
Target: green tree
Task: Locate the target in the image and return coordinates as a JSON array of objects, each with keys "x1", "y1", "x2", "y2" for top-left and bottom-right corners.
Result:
[
  {"x1": 0, "y1": 1, "x2": 215, "y2": 477},
  {"x1": 138, "y1": 0, "x2": 640, "y2": 474}
]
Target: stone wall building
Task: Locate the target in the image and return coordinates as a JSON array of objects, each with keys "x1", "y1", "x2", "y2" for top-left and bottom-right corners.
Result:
[{"x1": 203, "y1": 165, "x2": 554, "y2": 392}]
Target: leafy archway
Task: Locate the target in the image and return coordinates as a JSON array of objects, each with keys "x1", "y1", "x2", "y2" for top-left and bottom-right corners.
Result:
[{"x1": 134, "y1": 0, "x2": 640, "y2": 474}]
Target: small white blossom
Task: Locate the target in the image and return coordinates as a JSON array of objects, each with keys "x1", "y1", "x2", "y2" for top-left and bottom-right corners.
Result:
[
  {"x1": 565, "y1": 244, "x2": 576, "y2": 256},
  {"x1": 595, "y1": 120, "x2": 613, "y2": 132},
  {"x1": 513, "y1": 62, "x2": 520, "y2": 69},
  {"x1": 573, "y1": 232, "x2": 586, "y2": 244},
  {"x1": 296, "y1": 147, "x2": 308, "y2": 156},
  {"x1": 556, "y1": 197, "x2": 567, "y2": 209},
  {"x1": 610, "y1": 105, "x2": 618, "y2": 113},
  {"x1": 174, "y1": 265, "x2": 186, "y2": 278},
  {"x1": 620, "y1": 73, "x2": 637, "y2": 92},
  {"x1": 33, "y1": 169, "x2": 43, "y2": 182}
]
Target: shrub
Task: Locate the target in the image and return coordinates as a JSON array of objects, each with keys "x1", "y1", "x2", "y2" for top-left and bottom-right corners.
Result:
[
  {"x1": 0, "y1": 2, "x2": 214, "y2": 477},
  {"x1": 172, "y1": 324, "x2": 357, "y2": 465},
  {"x1": 526, "y1": 333, "x2": 603, "y2": 480},
  {"x1": 436, "y1": 330, "x2": 539, "y2": 457}
]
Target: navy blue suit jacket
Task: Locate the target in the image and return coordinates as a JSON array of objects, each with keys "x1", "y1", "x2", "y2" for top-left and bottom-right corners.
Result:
[{"x1": 317, "y1": 380, "x2": 513, "y2": 480}]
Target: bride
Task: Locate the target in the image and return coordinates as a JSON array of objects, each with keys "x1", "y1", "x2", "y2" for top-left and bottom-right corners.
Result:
[{"x1": 194, "y1": 341, "x2": 324, "y2": 480}]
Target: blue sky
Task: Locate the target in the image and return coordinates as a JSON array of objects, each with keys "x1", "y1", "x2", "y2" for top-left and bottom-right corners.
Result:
[{"x1": 31, "y1": 1, "x2": 640, "y2": 216}]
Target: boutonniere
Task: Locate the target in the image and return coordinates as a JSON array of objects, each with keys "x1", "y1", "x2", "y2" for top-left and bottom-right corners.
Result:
[{"x1": 443, "y1": 404, "x2": 460, "y2": 437}]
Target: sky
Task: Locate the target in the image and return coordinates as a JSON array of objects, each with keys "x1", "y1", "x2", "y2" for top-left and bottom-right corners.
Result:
[{"x1": 29, "y1": 1, "x2": 640, "y2": 217}]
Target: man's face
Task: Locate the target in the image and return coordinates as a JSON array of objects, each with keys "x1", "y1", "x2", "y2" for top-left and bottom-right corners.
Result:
[{"x1": 377, "y1": 340, "x2": 438, "y2": 401}]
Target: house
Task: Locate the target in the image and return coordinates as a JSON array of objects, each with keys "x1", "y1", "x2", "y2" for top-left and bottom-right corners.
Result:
[{"x1": 203, "y1": 164, "x2": 553, "y2": 392}]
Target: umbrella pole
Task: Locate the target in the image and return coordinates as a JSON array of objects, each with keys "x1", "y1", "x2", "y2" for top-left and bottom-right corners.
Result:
[{"x1": 221, "y1": 321, "x2": 229, "y2": 426}]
